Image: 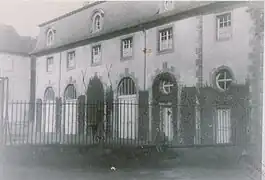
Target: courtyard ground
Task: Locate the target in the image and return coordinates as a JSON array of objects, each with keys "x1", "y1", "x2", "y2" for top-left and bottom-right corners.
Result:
[{"x1": 0, "y1": 146, "x2": 259, "y2": 180}]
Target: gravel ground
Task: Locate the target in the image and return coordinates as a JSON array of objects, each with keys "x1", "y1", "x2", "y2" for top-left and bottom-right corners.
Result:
[
  {"x1": 0, "y1": 163, "x2": 254, "y2": 180},
  {"x1": 0, "y1": 147, "x2": 258, "y2": 180}
]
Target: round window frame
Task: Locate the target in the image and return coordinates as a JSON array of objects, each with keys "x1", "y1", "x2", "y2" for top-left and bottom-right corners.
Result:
[
  {"x1": 159, "y1": 80, "x2": 174, "y2": 95},
  {"x1": 214, "y1": 67, "x2": 234, "y2": 92}
]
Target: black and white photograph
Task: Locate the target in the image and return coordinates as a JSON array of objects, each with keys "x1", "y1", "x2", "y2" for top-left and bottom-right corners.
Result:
[{"x1": 0, "y1": 1, "x2": 264, "y2": 180}]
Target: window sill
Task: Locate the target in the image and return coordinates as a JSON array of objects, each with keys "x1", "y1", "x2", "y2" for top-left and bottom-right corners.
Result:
[
  {"x1": 121, "y1": 56, "x2": 133, "y2": 61},
  {"x1": 157, "y1": 48, "x2": 174, "y2": 56},
  {"x1": 216, "y1": 37, "x2": 231, "y2": 42},
  {"x1": 67, "y1": 67, "x2": 75, "y2": 71},
  {"x1": 91, "y1": 62, "x2": 102, "y2": 67}
]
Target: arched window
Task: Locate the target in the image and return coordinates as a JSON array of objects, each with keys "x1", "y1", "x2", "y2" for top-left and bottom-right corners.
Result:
[
  {"x1": 94, "y1": 15, "x2": 101, "y2": 31},
  {"x1": 44, "y1": 87, "x2": 55, "y2": 101},
  {"x1": 118, "y1": 77, "x2": 136, "y2": 96},
  {"x1": 64, "y1": 84, "x2": 77, "y2": 100},
  {"x1": 46, "y1": 29, "x2": 55, "y2": 46},
  {"x1": 215, "y1": 68, "x2": 233, "y2": 91},
  {"x1": 91, "y1": 10, "x2": 104, "y2": 33}
]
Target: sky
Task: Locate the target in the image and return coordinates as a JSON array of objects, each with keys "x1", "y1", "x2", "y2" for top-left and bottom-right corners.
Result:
[{"x1": 0, "y1": 1, "x2": 85, "y2": 37}]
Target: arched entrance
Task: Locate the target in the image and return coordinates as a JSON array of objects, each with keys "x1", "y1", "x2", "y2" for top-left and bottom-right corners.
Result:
[
  {"x1": 152, "y1": 72, "x2": 178, "y2": 142},
  {"x1": 86, "y1": 76, "x2": 104, "y2": 135},
  {"x1": 63, "y1": 84, "x2": 77, "y2": 135},
  {"x1": 117, "y1": 77, "x2": 138, "y2": 139},
  {"x1": 43, "y1": 87, "x2": 56, "y2": 133}
]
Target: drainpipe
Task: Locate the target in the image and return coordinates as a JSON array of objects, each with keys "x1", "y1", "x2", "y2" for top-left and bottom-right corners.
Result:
[
  {"x1": 58, "y1": 52, "x2": 62, "y2": 98},
  {"x1": 143, "y1": 28, "x2": 147, "y2": 91}
]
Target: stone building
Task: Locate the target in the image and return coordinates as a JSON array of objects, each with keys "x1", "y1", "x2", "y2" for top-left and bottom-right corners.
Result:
[
  {"x1": 0, "y1": 24, "x2": 36, "y2": 102},
  {"x1": 31, "y1": 1, "x2": 260, "y2": 146}
]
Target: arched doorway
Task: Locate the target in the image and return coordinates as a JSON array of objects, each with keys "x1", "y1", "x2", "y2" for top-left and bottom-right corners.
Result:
[
  {"x1": 63, "y1": 84, "x2": 77, "y2": 135},
  {"x1": 152, "y1": 72, "x2": 178, "y2": 142},
  {"x1": 43, "y1": 87, "x2": 56, "y2": 133},
  {"x1": 86, "y1": 76, "x2": 104, "y2": 135},
  {"x1": 117, "y1": 77, "x2": 138, "y2": 139}
]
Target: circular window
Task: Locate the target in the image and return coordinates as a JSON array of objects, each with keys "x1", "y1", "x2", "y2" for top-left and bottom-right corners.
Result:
[
  {"x1": 215, "y1": 68, "x2": 233, "y2": 91},
  {"x1": 159, "y1": 80, "x2": 174, "y2": 95}
]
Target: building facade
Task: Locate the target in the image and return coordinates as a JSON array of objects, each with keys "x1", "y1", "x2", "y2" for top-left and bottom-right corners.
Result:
[
  {"x1": 0, "y1": 24, "x2": 36, "y2": 102},
  {"x1": 31, "y1": 1, "x2": 258, "y2": 146}
]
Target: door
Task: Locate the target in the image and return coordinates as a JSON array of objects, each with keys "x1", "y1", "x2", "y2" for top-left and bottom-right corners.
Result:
[
  {"x1": 118, "y1": 95, "x2": 138, "y2": 139},
  {"x1": 64, "y1": 99, "x2": 77, "y2": 135},
  {"x1": 159, "y1": 104, "x2": 173, "y2": 141},
  {"x1": 216, "y1": 108, "x2": 231, "y2": 144},
  {"x1": 43, "y1": 100, "x2": 56, "y2": 133}
]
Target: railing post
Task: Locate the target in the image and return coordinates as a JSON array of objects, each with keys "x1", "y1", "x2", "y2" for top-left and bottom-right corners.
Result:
[
  {"x1": 35, "y1": 99, "x2": 42, "y2": 133},
  {"x1": 77, "y1": 95, "x2": 86, "y2": 135},
  {"x1": 106, "y1": 87, "x2": 113, "y2": 137},
  {"x1": 138, "y1": 91, "x2": 149, "y2": 143},
  {"x1": 55, "y1": 97, "x2": 62, "y2": 133}
]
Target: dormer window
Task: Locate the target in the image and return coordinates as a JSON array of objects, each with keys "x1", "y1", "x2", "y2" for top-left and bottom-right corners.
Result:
[
  {"x1": 164, "y1": 0, "x2": 174, "y2": 11},
  {"x1": 94, "y1": 15, "x2": 101, "y2": 31},
  {"x1": 46, "y1": 28, "x2": 55, "y2": 46},
  {"x1": 91, "y1": 10, "x2": 104, "y2": 33}
]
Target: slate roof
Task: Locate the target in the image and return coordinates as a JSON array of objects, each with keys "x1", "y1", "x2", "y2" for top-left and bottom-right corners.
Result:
[
  {"x1": 0, "y1": 24, "x2": 36, "y2": 55},
  {"x1": 31, "y1": 1, "x2": 248, "y2": 55}
]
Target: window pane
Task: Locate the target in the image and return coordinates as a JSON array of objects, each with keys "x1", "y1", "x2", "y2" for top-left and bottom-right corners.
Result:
[{"x1": 218, "y1": 81, "x2": 225, "y2": 89}]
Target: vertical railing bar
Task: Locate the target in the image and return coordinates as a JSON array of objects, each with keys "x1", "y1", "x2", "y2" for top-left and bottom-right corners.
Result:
[
  {"x1": 47, "y1": 101, "x2": 51, "y2": 144},
  {"x1": 65, "y1": 100, "x2": 68, "y2": 145},
  {"x1": 19, "y1": 101, "x2": 23, "y2": 145},
  {"x1": 46, "y1": 101, "x2": 49, "y2": 144},
  {"x1": 44, "y1": 101, "x2": 46, "y2": 145},
  {"x1": 66, "y1": 101, "x2": 68, "y2": 144},
  {"x1": 73, "y1": 101, "x2": 76, "y2": 145},
  {"x1": 124, "y1": 100, "x2": 126, "y2": 145},
  {"x1": 72, "y1": 101, "x2": 75, "y2": 145},
  {"x1": 42, "y1": 101, "x2": 45, "y2": 145},
  {"x1": 70, "y1": 101, "x2": 73, "y2": 145},
  {"x1": 35, "y1": 100, "x2": 38, "y2": 145},
  {"x1": 33, "y1": 101, "x2": 36, "y2": 145},
  {"x1": 130, "y1": 100, "x2": 133, "y2": 145},
  {"x1": 26, "y1": 101, "x2": 29, "y2": 144},
  {"x1": 84, "y1": 102, "x2": 86, "y2": 145},
  {"x1": 48, "y1": 101, "x2": 51, "y2": 144},
  {"x1": 52, "y1": 100, "x2": 55, "y2": 144},
  {"x1": 14, "y1": 101, "x2": 17, "y2": 145},
  {"x1": 58, "y1": 99, "x2": 61, "y2": 145},
  {"x1": 53, "y1": 100, "x2": 56, "y2": 144},
  {"x1": 54, "y1": 100, "x2": 56, "y2": 144},
  {"x1": 77, "y1": 100, "x2": 79, "y2": 146},
  {"x1": 62, "y1": 101, "x2": 65, "y2": 145},
  {"x1": 10, "y1": 101, "x2": 14, "y2": 145}
]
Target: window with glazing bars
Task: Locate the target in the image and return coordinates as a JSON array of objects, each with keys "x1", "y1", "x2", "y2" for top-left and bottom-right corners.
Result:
[
  {"x1": 158, "y1": 28, "x2": 173, "y2": 51},
  {"x1": 216, "y1": 108, "x2": 231, "y2": 144},
  {"x1": 121, "y1": 37, "x2": 133, "y2": 58}
]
